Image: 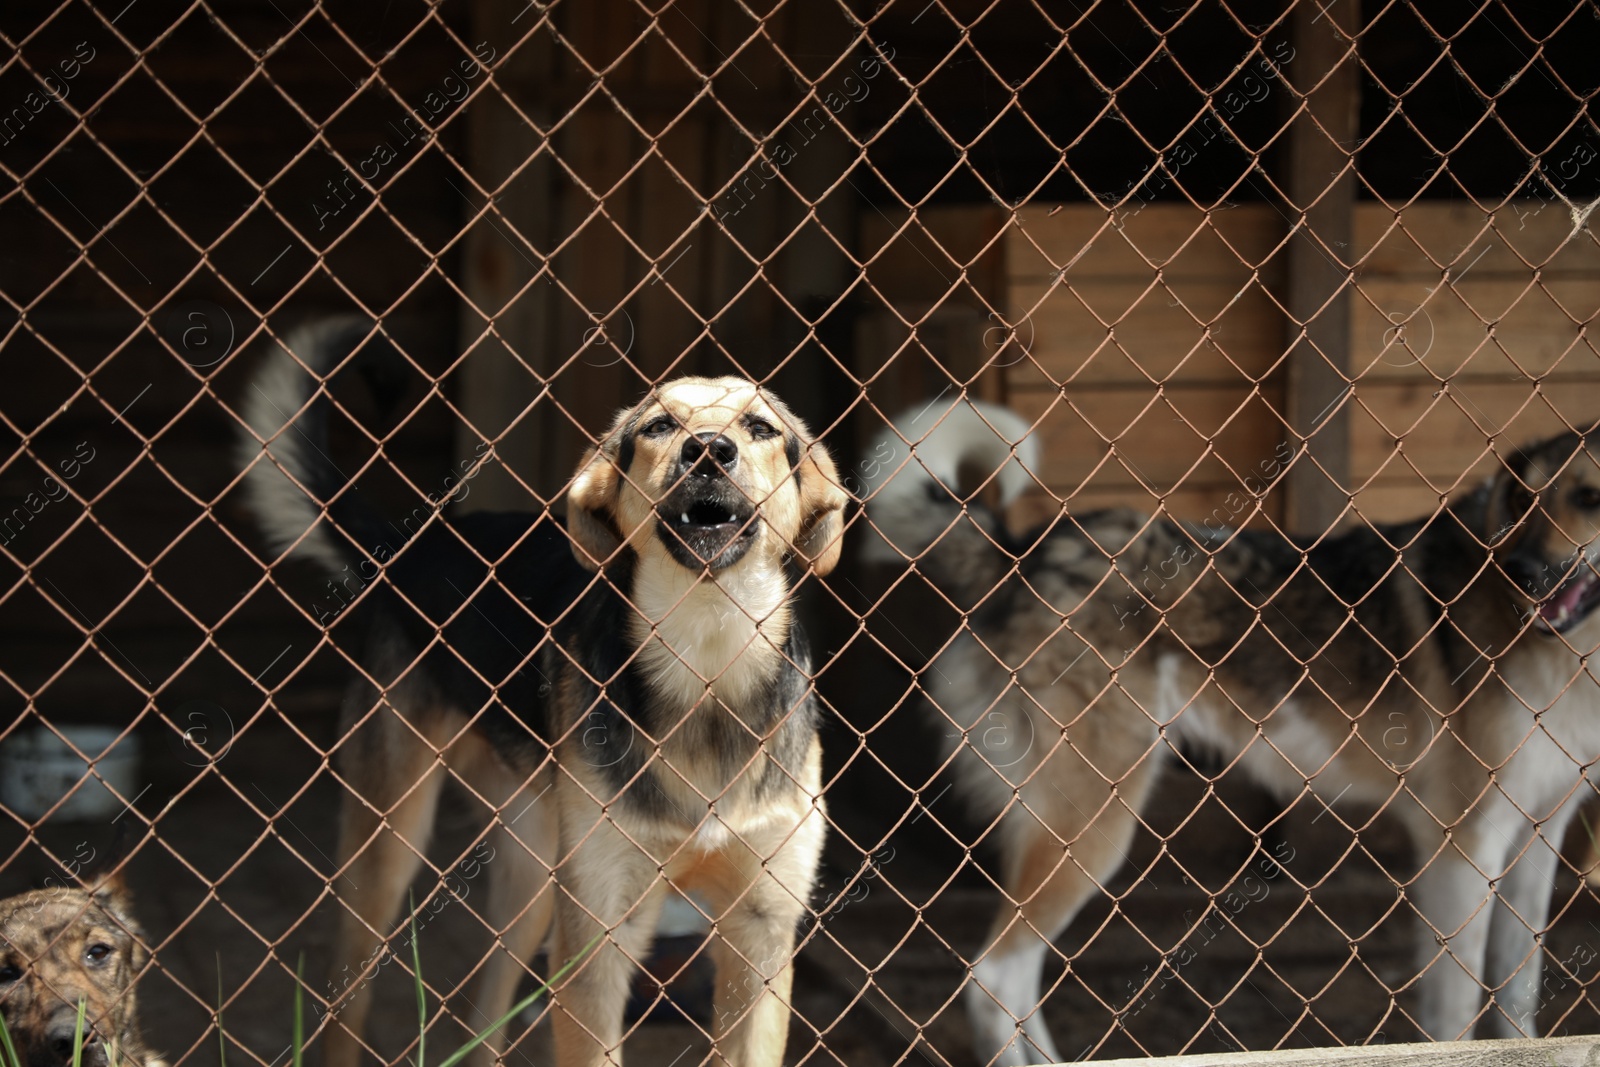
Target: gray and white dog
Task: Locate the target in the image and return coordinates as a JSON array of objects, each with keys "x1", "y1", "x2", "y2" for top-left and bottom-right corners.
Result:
[{"x1": 865, "y1": 399, "x2": 1600, "y2": 1065}]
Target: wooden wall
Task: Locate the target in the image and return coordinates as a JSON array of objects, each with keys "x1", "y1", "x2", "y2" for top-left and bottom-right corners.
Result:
[
  {"x1": 1342, "y1": 201, "x2": 1600, "y2": 520},
  {"x1": 1004, "y1": 205, "x2": 1289, "y2": 527},
  {"x1": 865, "y1": 201, "x2": 1600, "y2": 535}
]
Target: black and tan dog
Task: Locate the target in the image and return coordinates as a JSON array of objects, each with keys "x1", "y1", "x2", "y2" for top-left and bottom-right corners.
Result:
[
  {"x1": 0, "y1": 881, "x2": 163, "y2": 1067},
  {"x1": 865, "y1": 400, "x2": 1600, "y2": 1064},
  {"x1": 236, "y1": 321, "x2": 846, "y2": 1067}
]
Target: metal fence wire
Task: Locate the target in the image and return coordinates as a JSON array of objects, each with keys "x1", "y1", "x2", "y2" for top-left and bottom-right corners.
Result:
[{"x1": 3, "y1": 1, "x2": 1600, "y2": 1065}]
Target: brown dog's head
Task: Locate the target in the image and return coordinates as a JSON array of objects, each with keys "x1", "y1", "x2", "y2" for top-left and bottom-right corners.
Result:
[
  {"x1": 0, "y1": 880, "x2": 152, "y2": 1067},
  {"x1": 568, "y1": 377, "x2": 847, "y2": 577},
  {"x1": 1487, "y1": 428, "x2": 1600, "y2": 635}
]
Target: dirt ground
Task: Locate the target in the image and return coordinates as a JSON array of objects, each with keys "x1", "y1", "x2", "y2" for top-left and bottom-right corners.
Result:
[{"x1": 5, "y1": 705, "x2": 1600, "y2": 1067}]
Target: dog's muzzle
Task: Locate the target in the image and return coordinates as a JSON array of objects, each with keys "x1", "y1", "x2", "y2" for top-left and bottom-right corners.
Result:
[
  {"x1": 656, "y1": 433, "x2": 758, "y2": 569},
  {"x1": 1508, "y1": 551, "x2": 1600, "y2": 634},
  {"x1": 33, "y1": 1010, "x2": 107, "y2": 1067}
]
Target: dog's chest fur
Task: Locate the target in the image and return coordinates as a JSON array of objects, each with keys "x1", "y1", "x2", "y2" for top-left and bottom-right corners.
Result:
[
  {"x1": 629, "y1": 555, "x2": 792, "y2": 711},
  {"x1": 548, "y1": 552, "x2": 816, "y2": 835}
]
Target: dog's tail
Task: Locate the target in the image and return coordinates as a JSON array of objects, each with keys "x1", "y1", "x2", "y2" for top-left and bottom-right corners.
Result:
[
  {"x1": 235, "y1": 317, "x2": 391, "y2": 574},
  {"x1": 861, "y1": 398, "x2": 1039, "y2": 604}
]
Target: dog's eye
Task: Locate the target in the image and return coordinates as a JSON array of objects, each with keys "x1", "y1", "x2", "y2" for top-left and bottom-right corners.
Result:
[
  {"x1": 84, "y1": 944, "x2": 111, "y2": 965},
  {"x1": 744, "y1": 418, "x2": 778, "y2": 440},
  {"x1": 1573, "y1": 486, "x2": 1600, "y2": 510},
  {"x1": 640, "y1": 416, "x2": 677, "y2": 438},
  {"x1": 0, "y1": 964, "x2": 18, "y2": 983}
]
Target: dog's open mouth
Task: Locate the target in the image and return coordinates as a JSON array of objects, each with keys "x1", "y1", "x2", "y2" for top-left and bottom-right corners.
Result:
[
  {"x1": 670, "y1": 500, "x2": 743, "y2": 530},
  {"x1": 1535, "y1": 564, "x2": 1600, "y2": 634},
  {"x1": 656, "y1": 492, "x2": 757, "y2": 568}
]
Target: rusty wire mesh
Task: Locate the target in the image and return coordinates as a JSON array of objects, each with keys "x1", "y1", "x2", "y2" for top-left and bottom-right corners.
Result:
[{"x1": 3, "y1": 0, "x2": 1600, "y2": 1065}]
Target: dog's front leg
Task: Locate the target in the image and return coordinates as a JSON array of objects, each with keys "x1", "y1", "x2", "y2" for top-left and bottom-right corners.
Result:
[
  {"x1": 708, "y1": 897, "x2": 802, "y2": 1067},
  {"x1": 1411, "y1": 801, "x2": 1522, "y2": 1040},
  {"x1": 323, "y1": 699, "x2": 456, "y2": 1067},
  {"x1": 1481, "y1": 796, "x2": 1580, "y2": 1038},
  {"x1": 703, "y1": 805, "x2": 825, "y2": 1067},
  {"x1": 466, "y1": 770, "x2": 560, "y2": 1067},
  {"x1": 549, "y1": 816, "x2": 668, "y2": 1067},
  {"x1": 1481, "y1": 824, "x2": 1558, "y2": 1038}
]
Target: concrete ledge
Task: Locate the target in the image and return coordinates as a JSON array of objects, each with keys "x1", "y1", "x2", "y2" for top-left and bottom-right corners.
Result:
[{"x1": 1071, "y1": 1034, "x2": 1600, "y2": 1066}]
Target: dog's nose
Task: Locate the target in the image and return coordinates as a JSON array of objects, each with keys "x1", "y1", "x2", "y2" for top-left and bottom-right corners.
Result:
[
  {"x1": 680, "y1": 433, "x2": 738, "y2": 476},
  {"x1": 1501, "y1": 551, "x2": 1548, "y2": 595},
  {"x1": 43, "y1": 1014, "x2": 94, "y2": 1065}
]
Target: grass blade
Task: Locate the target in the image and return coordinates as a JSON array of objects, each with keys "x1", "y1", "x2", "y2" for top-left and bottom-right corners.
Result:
[
  {"x1": 71, "y1": 997, "x2": 86, "y2": 1067},
  {"x1": 216, "y1": 956, "x2": 227, "y2": 1067},
  {"x1": 0, "y1": 1003, "x2": 20, "y2": 1067},
  {"x1": 434, "y1": 931, "x2": 603, "y2": 1067},
  {"x1": 410, "y1": 896, "x2": 425, "y2": 1067},
  {"x1": 292, "y1": 954, "x2": 305, "y2": 1067}
]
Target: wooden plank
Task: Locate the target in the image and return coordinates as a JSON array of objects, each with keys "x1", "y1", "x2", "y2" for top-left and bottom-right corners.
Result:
[
  {"x1": 1353, "y1": 199, "x2": 1600, "y2": 276},
  {"x1": 456, "y1": 0, "x2": 562, "y2": 509},
  {"x1": 547, "y1": 0, "x2": 643, "y2": 443},
  {"x1": 1009, "y1": 384, "x2": 1288, "y2": 499},
  {"x1": 771, "y1": 0, "x2": 863, "y2": 418},
  {"x1": 1348, "y1": 198, "x2": 1600, "y2": 383},
  {"x1": 1006, "y1": 276, "x2": 1288, "y2": 385},
  {"x1": 1348, "y1": 378, "x2": 1600, "y2": 483},
  {"x1": 1002, "y1": 377, "x2": 1597, "y2": 528},
  {"x1": 1282, "y1": 0, "x2": 1361, "y2": 537},
  {"x1": 1004, "y1": 204, "x2": 1290, "y2": 394},
  {"x1": 1013, "y1": 476, "x2": 1516, "y2": 540},
  {"x1": 1007, "y1": 204, "x2": 1285, "y2": 280},
  {"x1": 1350, "y1": 480, "x2": 1469, "y2": 525},
  {"x1": 629, "y1": 158, "x2": 710, "y2": 383},
  {"x1": 994, "y1": 199, "x2": 1599, "y2": 538},
  {"x1": 1004, "y1": 203, "x2": 1599, "y2": 387},
  {"x1": 1086, "y1": 1032, "x2": 1600, "y2": 1067},
  {"x1": 1348, "y1": 276, "x2": 1597, "y2": 381},
  {"x1": 540, "y1": 0, "x2": 707, "y2": 449},
  {"x1": 690, "y1": 0, "x2": 805, "y2": 383}
]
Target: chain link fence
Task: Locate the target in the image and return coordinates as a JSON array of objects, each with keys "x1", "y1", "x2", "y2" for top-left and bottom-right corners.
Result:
[{"x1": 3, "y1": 1, "x2": 1600, "y2": 1065}]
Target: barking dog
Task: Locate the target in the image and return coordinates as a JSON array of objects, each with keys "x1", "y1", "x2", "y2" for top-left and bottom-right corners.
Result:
[
  {"x1": 0, "y1": 881, "x2": 163, "y2": 1067},
  {"x1": 237, "y1": 321, "x2": 846, "y2": 1067},
  {"x1": 864, "y1": 399, "x2": 1600, "y2": 1064}
]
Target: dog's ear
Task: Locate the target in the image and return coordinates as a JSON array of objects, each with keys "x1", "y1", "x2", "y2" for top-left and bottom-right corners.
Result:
[
  {"x1": 1486, "y1": 436, "x2": 1576, "y2": 550},
  {"x1": 793, "y1": 439, "x2": 849, "y2": 576},
  {"x1": 568, "y1": 408, "x2": 636, "y2": 571},
  {"x1": 90, "y1": 868, "x2": 132, "y2": 916},
  {"x1": 1485, "y1": 448, "x2": 1537, "y2": 550},
  {"x1": 93, "y1": 870, "x2": 152, "y2": 977},
  {"x1": 90, "y1": 869, "x2": 147, "y2": 962}
]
